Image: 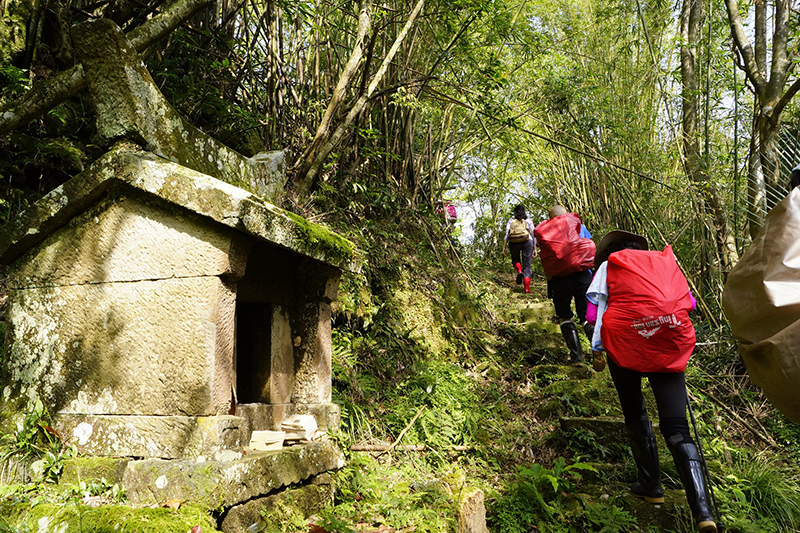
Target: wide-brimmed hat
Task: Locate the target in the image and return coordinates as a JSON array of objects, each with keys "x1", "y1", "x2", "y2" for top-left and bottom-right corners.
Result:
[{"x1": 595, "y1": 230, "x2": 649, "y2": 268}]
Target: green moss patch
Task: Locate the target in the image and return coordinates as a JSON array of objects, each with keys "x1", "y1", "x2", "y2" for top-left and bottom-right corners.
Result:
[
  {"x1": 60, "y1": 457, "x2": 129, "y2": 486},
  {"x1": 285, "y1": 210, "x2": 356, "y2": 265},
  {"x1": 0, "y1": 501, "x2": 220, "y2": 532}
]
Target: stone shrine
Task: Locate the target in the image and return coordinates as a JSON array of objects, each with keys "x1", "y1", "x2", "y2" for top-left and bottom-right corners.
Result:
[{"x1": 0, "y1": 142, "x2": 357, "y2": 460}]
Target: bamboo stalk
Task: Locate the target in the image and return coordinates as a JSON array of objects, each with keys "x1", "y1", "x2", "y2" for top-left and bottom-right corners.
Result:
[
  {"x1": 351, "y1": 444, "x2": 472, "y2": 452},
  {"x1": 382, "y1": 405, "x2": 426, "y2": 456}
]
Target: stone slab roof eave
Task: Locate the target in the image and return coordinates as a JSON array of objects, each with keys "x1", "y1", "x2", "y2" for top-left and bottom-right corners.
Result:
[{"x1": 0, "y1": 145, "x2": 360, "y2": 273}]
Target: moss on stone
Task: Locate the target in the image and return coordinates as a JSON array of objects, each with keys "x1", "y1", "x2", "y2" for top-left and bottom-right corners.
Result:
[
  {"x1": 0, "y1": 1, "x2": 32, "y2": 64},
  {"x1": 284, "y1": 211, "x2": 355, "y2": 265},
  {"x1": 223, "y1": 481, "x2": 334, "y2": 532},
  {"x1": 60, "y1": 456, "x2": 129, "y2": 486},
  {"x1": 0, "y1": 501, "x2": 221, "y2": 532},
  {"x1": 389, "y1": 271, "x2": 450, "y2": 358}
]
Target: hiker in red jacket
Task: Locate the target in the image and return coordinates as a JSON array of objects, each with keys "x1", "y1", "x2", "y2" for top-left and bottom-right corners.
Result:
[
  {"x1": 534, "y1": 205, "x2": 596, "y2": 365},
  {"x1": 502, "y1": 204, "x2": 537, "y2": 294},
  {"x1": 587, "y1": 230, "x2": 716, "y2": 533}
]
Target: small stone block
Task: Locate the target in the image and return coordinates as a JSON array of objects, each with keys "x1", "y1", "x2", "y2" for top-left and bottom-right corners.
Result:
[{"x1": 249, "y1": 430, "x2": 285, "y2": 451}]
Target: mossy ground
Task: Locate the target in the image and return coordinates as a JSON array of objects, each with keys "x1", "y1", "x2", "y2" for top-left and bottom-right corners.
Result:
[{"x1": 0, "y1": 499, "x2": 220, "y2": 532}]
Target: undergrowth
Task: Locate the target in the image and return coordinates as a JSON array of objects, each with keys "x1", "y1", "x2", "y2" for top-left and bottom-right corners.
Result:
[
  {"x1": 318, "y1": 453, "x2": 461, "y2": 533},
  {"x1": 1, "y1": 203, "x2": 800, "y2": 533},
  {"x1": 321, "y1": 208, "x2": 800, "y2": 533}
]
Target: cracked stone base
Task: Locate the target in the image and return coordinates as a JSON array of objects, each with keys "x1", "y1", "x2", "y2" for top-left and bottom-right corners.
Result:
[{"x1": 55, "y1": 414, "x2": 248, "y2": 459}]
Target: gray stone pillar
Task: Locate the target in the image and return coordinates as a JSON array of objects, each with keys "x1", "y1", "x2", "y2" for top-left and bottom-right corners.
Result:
[{"x1": 292, "y1": 262, "x2": 340, "y2": 405}]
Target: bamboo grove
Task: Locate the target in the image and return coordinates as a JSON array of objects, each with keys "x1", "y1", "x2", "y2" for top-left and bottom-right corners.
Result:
[{"x1": 2, "y1": 0, "x2": 800, "y2": 314}]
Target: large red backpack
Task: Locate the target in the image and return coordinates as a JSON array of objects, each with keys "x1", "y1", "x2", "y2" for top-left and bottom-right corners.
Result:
[
  {"x1": 534, "y1": 213, "x2": 595, "y2": 277},
  {"x1": 601, "y1": 246, "x2": 695, "y2": 373}
]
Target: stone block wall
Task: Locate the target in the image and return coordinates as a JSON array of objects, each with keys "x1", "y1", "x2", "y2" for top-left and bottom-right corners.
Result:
[{"x1": 4, "y1": 192, "x2": 242, "y2": 418}]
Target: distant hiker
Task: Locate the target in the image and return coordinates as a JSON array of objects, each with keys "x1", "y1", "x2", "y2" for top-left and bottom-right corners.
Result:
[
  {"x1": 437, "y1": 200, "x2": 458, "y2": 226},
  {"x1": 534, "y1": 205, "x2": 595, "y2": 366},
  {"x1": 444, "y1": 201, "x2": 458, "y2": 225},
  {"x1": 502, "y1": 204, "x2": 537, "y2": 294},
  {"x1": 436, "y1": 200, "x2": 459, "y2": 248},
  {"x1": 587, "y1": 231, "x2": 717, "y2": 533}
]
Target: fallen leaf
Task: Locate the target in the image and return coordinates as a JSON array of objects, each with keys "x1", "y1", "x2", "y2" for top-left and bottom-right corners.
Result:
[{"x1": 163, "y1": 498, "x2": 183, "y2": 510}]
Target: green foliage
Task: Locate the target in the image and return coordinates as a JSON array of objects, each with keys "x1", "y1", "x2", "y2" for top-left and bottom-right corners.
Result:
[
  {"x1": 336, "y1": 271, "x2": 378, "y2": 324},
  {"x1": 147, "y1": 28, "x2": 261, "y2": 152},
  {"x1": 27, "y1": 139, "x2": 85, "y2": 174},
  {"x1": 0, "y1": 66, "x2": 28, "y2": 103},
  {"x1": 580, "y1": 502, "x2": 637, "y2": 532},
  {"x1": 0, "y1": 134, "x2": 87, "y2": 222},
  {"x1": 0, "y1": 189, "x2": 28, "y2": 226},
  {"x1": 0, "y1": 399, "x2": 73, "y2": 484},
  {"x1": 557, "y1": 393, "x2": 592, "y2": 417},
  {"x1": 717, "y1": 454, "x2": 800, "y2": 529},
  {"x1": 523, "y1": 458, "x2": 598, "y2": 495},
  {"x1": 763, "y1": 412, "x2": 800, "y2": 453},
  {"x1": 488, "y1": 458, "x2": 598, "y2": 532},
  {"x1": 63, "y1": 478, "x2": 127, "y2": 504},
  {"x1": 559, "y1": 427, "x2": 626, "y2": 461},
  {"x1": 321, "y1": 454, "x2": 457, "y2": 533},
  {"x1": 332, "y1": 323, "x2": 482, "y2": 454}
]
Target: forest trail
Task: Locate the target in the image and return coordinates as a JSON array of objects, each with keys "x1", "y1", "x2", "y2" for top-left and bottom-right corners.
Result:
[{"x1": 490, "y1": 267, "x2": 708, "y2": 531}]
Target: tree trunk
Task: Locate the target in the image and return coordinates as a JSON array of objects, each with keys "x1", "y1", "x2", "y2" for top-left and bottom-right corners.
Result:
[
  {"x1": 725, "y1": 0, "x2": 796, "y2": 239},
  {"x1": 292, "y1": 0, "x2": 425, "y2": 198},
  {"x1": 292, "y1": 0, "x2": 373, "y2": 181},
  {"x1": 681, "y1": 0, "x2": 738, "y2": 272}
]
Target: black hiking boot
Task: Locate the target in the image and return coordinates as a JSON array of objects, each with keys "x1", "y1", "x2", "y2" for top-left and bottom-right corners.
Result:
[
  {"x1": 627, "y1": 421, "x2": 664, "y2": 504},
  {"x1": 581, "y1": 320, "x2": 594, "y2": 340},
  {"x1": 669, "y1": 441, "x2": 717, "y2": 532},
  {"x1": 560, "y1": 321, "x2": 583, "y2": 365}
]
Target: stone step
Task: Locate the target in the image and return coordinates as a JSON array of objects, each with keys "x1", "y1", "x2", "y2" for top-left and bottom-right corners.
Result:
[
  {"x1": 559, "y1": 416, "x2": 627, "y2": 443},
  {"x1": 559, "y1": 416, "x2": 671, "y2": 450}
]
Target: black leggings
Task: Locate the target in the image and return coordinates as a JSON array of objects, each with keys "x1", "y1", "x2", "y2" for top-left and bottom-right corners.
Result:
[
  {"x1": 607, "y1": 357, "x2": 694, "y2": 447},
  {"x1": 509, "y1": 239, "x2": 534, "y2": 278},
  {"x1": 549, "y1": 269, "x2": 592, "y2": 322}
]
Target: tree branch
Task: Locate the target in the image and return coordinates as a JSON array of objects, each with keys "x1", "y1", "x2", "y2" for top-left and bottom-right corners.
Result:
[
  {"x1": 773, "y1": 76, "x2": 800, "y2": 118},
  {"x1": 724, "y1": 0, "x2": 767, "y2": 96},
  {"x1": 296, "y1": 0, "x2": 425, "y2": 197},
  {"x1": 0, "y1": 0, "x2": 213, "y2": 136},
  {"x1": 292, "y1": 0, "x2": 373, "y2": 174}
]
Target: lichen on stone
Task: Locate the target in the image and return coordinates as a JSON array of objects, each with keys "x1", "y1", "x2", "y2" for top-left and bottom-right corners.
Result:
[{"x1": 5, "y1": 288, "x2": 66, "y2": 411}]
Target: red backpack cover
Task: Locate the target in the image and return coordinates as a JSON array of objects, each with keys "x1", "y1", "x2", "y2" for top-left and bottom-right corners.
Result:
[
  {"x1": 601, "y1": 246, "x2": 695, "y2": 373},
  {"x1": 534, "y1": 213, "x2": 595, "y2": 277}
]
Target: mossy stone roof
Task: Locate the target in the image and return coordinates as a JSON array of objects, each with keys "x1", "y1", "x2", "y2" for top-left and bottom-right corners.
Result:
[{"x1": 0, "y1": 143, "x2": 359, "y2": 272}]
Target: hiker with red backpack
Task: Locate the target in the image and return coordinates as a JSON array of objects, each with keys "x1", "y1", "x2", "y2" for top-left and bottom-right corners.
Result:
[
  {"x1": 586, "y1": 230, "x2": 717, "y2": 533},
  {"x1": 502, "y1": 205, "x2": 537, "y2": 294},
  {"x1": 534, "y1": 205, "x2": 596, "y2": 366}
]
